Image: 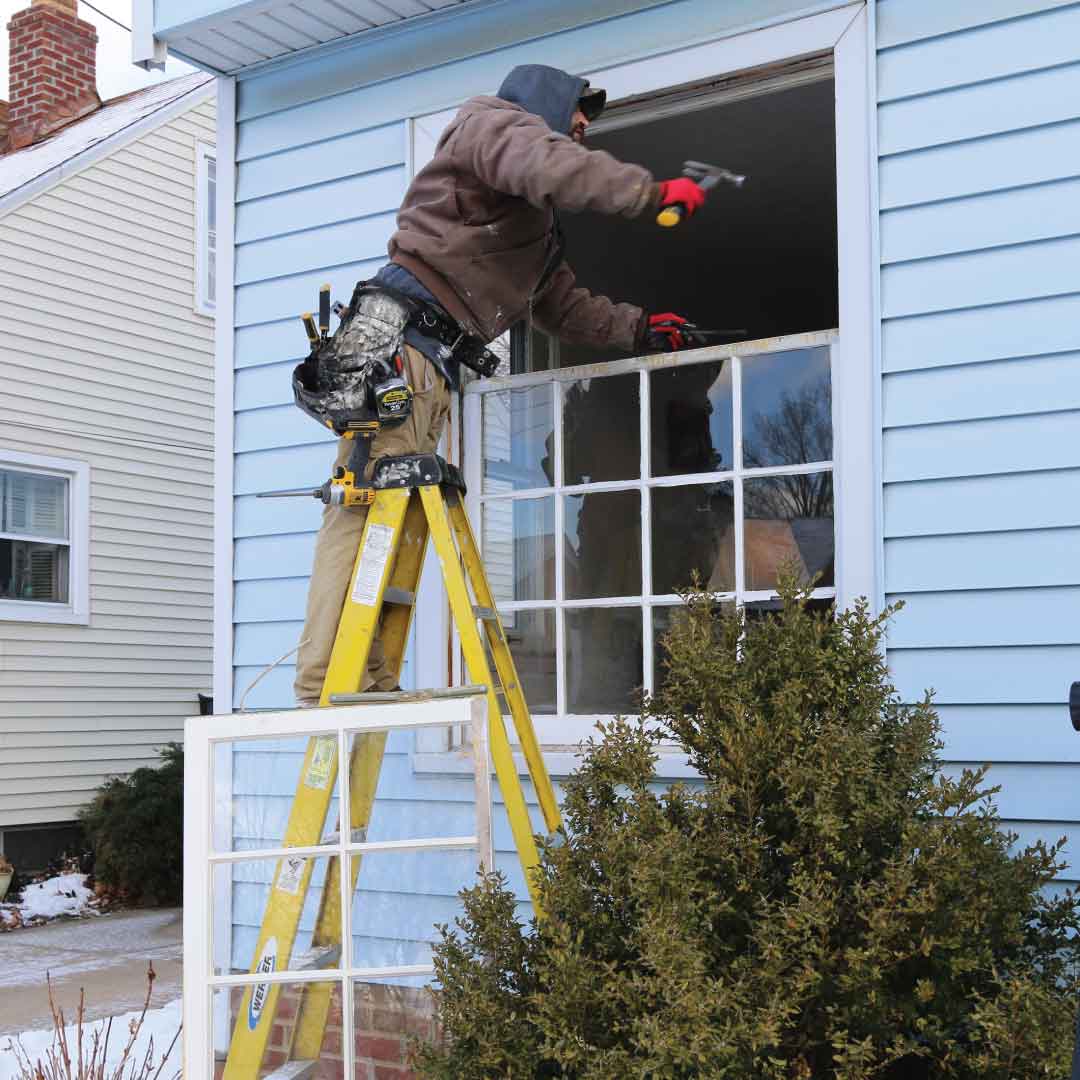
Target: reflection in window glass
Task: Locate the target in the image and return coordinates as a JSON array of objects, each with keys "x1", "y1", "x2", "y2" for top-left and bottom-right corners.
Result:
[
  {"x1": 563, "y1": 374, "x2": 640, "y2": 484},
  {"x1": 742, "y1": 347, "x2": 832, "y2": 468},
  {"x1": 650, "y1": 360, "x2": 732, "y2": 476},
  {"x1": 482, "y1": 385, "x2": 554, "y2": 493},
  {"x1": 565, "y1": 607, "x2": 643, "y2": 714},
  {"x1": 564, "y1": 490, "x2": 641, "y2": 599},
  {"x1": 743, "y1": 472, "x2": 834, "y2": 591},
  {"x1": 501, "y1": 609, "x2": 556, "y2": 714},
  {"x1": 483, "y1": 497, "x2": 554, "y2": 605},
  {"x1": 651, "y1": 482, "x2": 735, "y2": 595}
]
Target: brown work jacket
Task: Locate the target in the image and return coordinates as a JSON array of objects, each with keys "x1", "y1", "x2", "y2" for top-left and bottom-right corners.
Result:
[{"x1": 388, "y1": 95, "x2": 660, "y2": 352}]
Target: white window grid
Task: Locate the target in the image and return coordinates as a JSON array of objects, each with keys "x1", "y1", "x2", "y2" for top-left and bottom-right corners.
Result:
[
  {"x1": 0, "y1": 450, "x2": 89, "y2": 625},
  {"x1": 184, "y1": 694, "x2": 492, "y2": 1073},
  {"x1": 464, "y1": 330, "x2": 838, "y2": 730}
]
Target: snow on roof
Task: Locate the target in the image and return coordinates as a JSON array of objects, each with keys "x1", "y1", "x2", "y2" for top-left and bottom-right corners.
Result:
[{"x1": 0, "y1": 72, "x2": 214, "y2": 202}]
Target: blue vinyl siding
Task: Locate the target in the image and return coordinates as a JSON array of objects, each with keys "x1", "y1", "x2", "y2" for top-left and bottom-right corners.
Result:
[
  {"x1": 224, "y1": 0, "x2": 853, "y2": 957},
  {"x1": 877, "y1": 0, "x2": 1080, "y2": 883},
  {"x1": 221, "y1": 0, "x2": 1080, "y2": 960}
]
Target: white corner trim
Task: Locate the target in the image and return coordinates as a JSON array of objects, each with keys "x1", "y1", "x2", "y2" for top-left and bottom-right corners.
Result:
[
  {"x1": 0, "y1": 78, "x2": 215, "y2": 220},
  {"x1": 833, "y1": 5, "x2": 879, "y2": 615},
  {"x1": 213, "y1": 75, "x2": 237, "y2": 718},
  {"x1": 0, "y1": 449, "x2": 89, "y2": 626}
]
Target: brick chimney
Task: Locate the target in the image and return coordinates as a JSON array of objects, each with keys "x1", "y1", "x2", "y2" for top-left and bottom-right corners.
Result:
[
  {"x1": 6, "y1": 0, "x2": 100, "y2": 152},
  {"x1": 0, "y1": 100, "x2": 10, "y2": 153}
]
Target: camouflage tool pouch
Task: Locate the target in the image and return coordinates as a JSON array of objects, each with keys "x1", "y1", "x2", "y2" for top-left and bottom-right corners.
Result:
[{"x1": 293, "y1": 285, "x2": 414, "y2": 434}]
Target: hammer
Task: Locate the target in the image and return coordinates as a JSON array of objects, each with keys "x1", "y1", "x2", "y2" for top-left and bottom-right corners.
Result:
[{"x1": 656, "y1": 160, "x2": 746, "y2": 227}]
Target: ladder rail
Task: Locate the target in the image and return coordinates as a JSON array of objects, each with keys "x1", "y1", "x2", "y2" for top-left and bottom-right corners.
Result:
[
  {"x1": 445, "y1": 491, "x2": 561, "y2": 834},
  {"x1": 222, "y1": 464, "x2": 562, "y2": 1078}
]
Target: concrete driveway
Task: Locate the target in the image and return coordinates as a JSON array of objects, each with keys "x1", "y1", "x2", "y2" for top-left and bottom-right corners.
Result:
[{"x1": 0, "y1": 909, "x2": 181, "y2": 1035}]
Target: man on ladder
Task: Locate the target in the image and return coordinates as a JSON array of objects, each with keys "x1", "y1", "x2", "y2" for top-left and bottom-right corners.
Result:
[{"x1": 293, "y1": 62, "x2": 714, "y2": 706}]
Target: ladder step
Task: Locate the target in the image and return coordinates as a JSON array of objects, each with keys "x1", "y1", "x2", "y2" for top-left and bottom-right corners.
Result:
[
  {"x1": 322, "y1": 826, "x2": 367, "y2": 844},
  {"x1": 473, "y1": 606, "x2": 498, "y2": 621},
  {"x1": 329, "y1": 685, "x2": 487, "y2": 705},
  {"x1": 291, "y1": 944, "x2": 342, "y2": 970},
  {"x1": 383, "y1": 586, "x2": 415, "y2": 605},
  {"x1": 263, "y1": 1062, "x2": 318, "y2": 1080}
]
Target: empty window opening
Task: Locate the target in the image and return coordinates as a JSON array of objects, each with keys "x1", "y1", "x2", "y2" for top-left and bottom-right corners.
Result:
[{"x1": 513, "y1": 64, "x2": 838, "y2": 372}]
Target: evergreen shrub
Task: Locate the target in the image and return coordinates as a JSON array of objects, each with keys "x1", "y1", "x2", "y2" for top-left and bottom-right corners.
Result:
[
  {"x1": 79, "y1": 743, "x2": 183, "y2": 907},
  {"x1": 415, "y1": 581, "x2": 1080, "y2": 1078}
]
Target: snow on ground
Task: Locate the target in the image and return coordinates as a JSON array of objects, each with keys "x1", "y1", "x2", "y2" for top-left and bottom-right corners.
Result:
[
  {"x1": 0, "y1": 872, "x2": 98, "y2": 928},
  {"x1": 0, "y1": 998, "x2": 182, "y2": 1080}
]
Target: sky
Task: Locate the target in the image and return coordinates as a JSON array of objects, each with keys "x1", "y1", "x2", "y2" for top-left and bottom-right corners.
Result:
[{"x1": 0, "y1": 0, "x2": 196, "y2": 101}]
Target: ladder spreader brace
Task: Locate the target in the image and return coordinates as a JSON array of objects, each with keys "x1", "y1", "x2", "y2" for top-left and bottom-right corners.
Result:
[{"x1": 223, "y1": 452, "x2": 562, "y2": 1078}]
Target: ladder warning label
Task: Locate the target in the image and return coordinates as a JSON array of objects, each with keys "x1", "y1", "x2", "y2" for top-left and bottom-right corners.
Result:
[
  {"x1": 351, "y1": 523, "x2": 395, "y2": 607},
  {"x1": 304, "y1": 736, "x2": 336, "y2": 790},
  {"x1": 275, "y1": 855, "x2": 306, "y2": 896}
]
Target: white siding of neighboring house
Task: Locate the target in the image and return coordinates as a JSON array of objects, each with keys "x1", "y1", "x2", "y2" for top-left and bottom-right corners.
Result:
[{"x1": 0, "y1": 94, "x2": 216, "y2": 827}]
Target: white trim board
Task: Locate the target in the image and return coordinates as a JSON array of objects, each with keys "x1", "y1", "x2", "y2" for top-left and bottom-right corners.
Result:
[
  {"x1": 0, "y1": 79, "x2": 215, "y2": 219},
  {"x1": 213, "y1": 73, "x2": 238, "y2": 719}
]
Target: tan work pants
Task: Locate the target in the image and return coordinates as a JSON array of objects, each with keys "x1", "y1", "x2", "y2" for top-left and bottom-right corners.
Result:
[{"x1": 294, "y1": 345, "x2": 452, "y2": 702}]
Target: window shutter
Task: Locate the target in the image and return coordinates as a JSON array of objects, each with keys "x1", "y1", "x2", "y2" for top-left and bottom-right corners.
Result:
[{"x1": 29, "y1": 546, "x2": 59, "y2": 600}]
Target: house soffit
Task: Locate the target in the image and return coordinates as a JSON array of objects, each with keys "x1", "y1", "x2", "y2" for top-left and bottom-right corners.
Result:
[{"x1": 151, "y1": 0, "x2": 495, "y2": 76}]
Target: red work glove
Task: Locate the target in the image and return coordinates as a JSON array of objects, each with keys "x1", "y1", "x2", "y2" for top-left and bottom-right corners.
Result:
[
  {"x1": 644, "y1": 312, "x2": 691, "y2": 352},
  {"x1": 657, "y1": 177, "x2": 706, "y2": 217}
]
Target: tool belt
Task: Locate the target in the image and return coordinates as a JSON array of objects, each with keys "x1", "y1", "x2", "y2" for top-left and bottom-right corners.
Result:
[
  {"x1": 293, "y1": 281, "x2": 499, "y2": 437},
  {"x1": 372, "y1": 281, "x2": 501, "y2": 380}
]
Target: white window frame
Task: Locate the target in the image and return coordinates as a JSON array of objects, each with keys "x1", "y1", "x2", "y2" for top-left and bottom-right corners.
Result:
[
  {"x1": 184, "y1": 693, "x2": 492, "y2": 1074},
  {"x1": 195, "y1": 140, "x2": 217, "y2": 316},
  {"x1": 0, "y1": 450, "x2": 90, "y2": 626},
  {"x1": 408, "y1": 4, "x2": 876, "y2": 753}
]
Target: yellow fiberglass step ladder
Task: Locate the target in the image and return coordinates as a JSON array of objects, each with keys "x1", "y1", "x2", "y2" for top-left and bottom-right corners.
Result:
[{"x1": 222, "y1": 451, "x2": 562, "y2": 1080}]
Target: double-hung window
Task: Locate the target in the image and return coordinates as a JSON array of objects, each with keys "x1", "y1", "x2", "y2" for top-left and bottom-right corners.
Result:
[{"x1": 0, "y1": 452, "x2": 89, "y2": 624}]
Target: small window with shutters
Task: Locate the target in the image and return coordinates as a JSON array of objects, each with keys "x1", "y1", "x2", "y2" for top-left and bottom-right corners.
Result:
[{"x1": 0, "y1": 453, "x2": 89, "y2": 624}]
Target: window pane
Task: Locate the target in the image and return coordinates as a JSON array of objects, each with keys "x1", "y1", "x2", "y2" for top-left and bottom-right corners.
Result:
[
  {"x1": 741, "y1": 347, "x2": 832, "y2": 468},
  {"x1": 743, "y1": 472, "x2": 834, "y2": 591},
  {"x1": 354, "y1": 977, "x2": 440, "y2": 1075},
  {"x1": 652, "y1": 601, "x2": 733, "y2": 696},
  {"x1": 483, "y1": 497, "x2": 553, "y2": 604},
  {"x1": 651, "y1": 482, "x2": 735, "y2": 595},
  {"x1": 213, "y1": 856, "x2": 339, "y2": 975},
  {"x1": 563, "y1": 373, "x2": 639, "y2": 484},
  {"x1": 0, "y1": 539, "x2": 69, "y2": 603},
  {"x1": 350, "y1": 850, "x2": 471, "y2": 968},
  {"x1": 1, "y1": 468, "x2": 68, "y2": 538},
  {"x1": 482, "y1": 385, "x2": 554, "y2": 493},
  {"x1": 650, "y1": 360, "x2": 732, "y2": 476},
  {"x1": 564, "y1": 490, "x2": 641, "y2": 600},
  {"x1": 214, "y1": 736, "x2": 342, "y2": 852},
  {"x1": 213, "y1": 982, "x2": 343, "y2": 1077},
  {"x1": 566, "y1": 607, "x2": 643, "y2": 714},
  {"x1": 502, "y1": 609, "x2": 556, "y2": 714}
]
